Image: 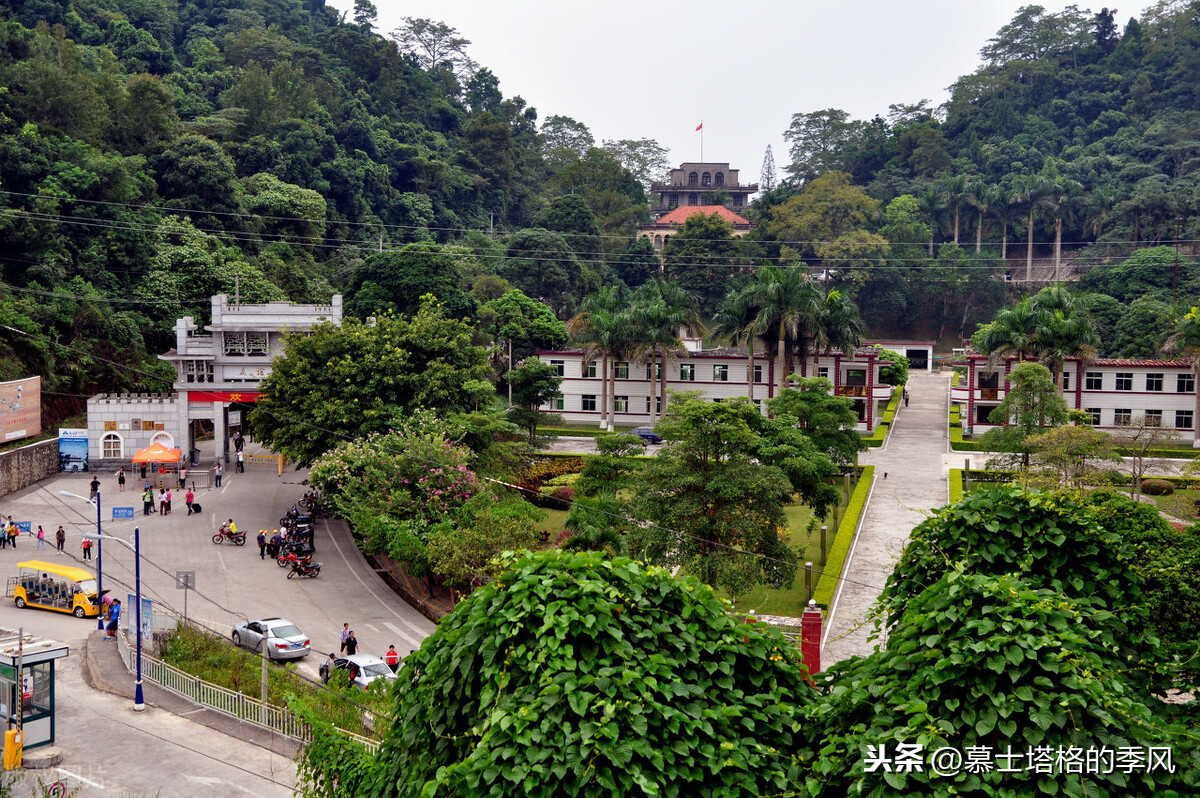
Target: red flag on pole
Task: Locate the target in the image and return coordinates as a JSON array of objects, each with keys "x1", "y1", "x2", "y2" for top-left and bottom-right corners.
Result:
[{"x1": 695, "y1": 122, "x2": 703, "y2": 131}]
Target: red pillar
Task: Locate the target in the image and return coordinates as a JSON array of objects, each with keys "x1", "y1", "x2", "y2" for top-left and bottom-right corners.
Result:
[
  {"x1": 967, "y1": 358, "x2": 976, "y2": 429},
  {"x1": 865, "y1": 354, "x2": 876, "y2": 430},
  {"x1": 801, "y1": 601, "x2": 823, "y2": 682}
]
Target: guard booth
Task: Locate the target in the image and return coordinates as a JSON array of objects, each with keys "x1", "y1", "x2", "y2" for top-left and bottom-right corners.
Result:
[{"x1": 0, "y1": 633, "x2": 69, "y2": 751}]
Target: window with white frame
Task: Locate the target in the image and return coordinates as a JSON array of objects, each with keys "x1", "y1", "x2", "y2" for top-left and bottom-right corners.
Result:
[
  {"x1": 1177, "y1": 410, "x2": 1194, "y2": 429},
  {"x1": 645, "y1": 363, "x2": 661, "y2": 380},
  {"x1": 1085, "y1": 407, "x2": 1101, "y2": 425},
  {"x1": 679, "y1": 363, "x2": 696, "y2": 381},
  {"x1": 613, "y1": 396, "x2": 629, "y2": 412},
  {"x1": 1062, "y1": 372, "x2": 1070, "y2": 391},
  {"x1": 644, "y1": 395, "x2": 662, "y2": 413},
  {"x1": 549, "y1": 360, "x2": 565, "y2": 377},
  {"x1": 817, "y1": 366, "x2": 829, "y2": 380},
  {"x1": 1145, "y1": 409, "x2": 1163, "y2": 427},
  {"x1": 713, "y1": 365, "x2": 729, "y2": 382},
  {"x1": 102, "y1": 433, "x2": 123, "y2": 459},
  {"x1": 183, "y1": 360, "x2": 214, "y2": 383},
  {"x1": 582, "y1": 395, "x2": 596, "y2": 411},
  {"x1": 1179, "y1": 374, "x2": 1195, "y2": 393},
  {"x1": 551, "y1": 395, "x2": 564, "y2": 411},
  {"x1": 586, "y1": 362, "x2": 597, "y2": 378},
  {"x1": 614, "y1": 362, "x2": 629, "y2": 379},
  {"x1": 1115, "y1": 373, "x2": 1133, "y2": 391},
  {"x1": 1085, "y1": 372, "x2": 1102, "y2": 390},
  {"x1": 1146, "y1": 373, "x2": 1164, "y2": 391},
  {"x1": 1113, "y1": 408, "x2": 1132, "y2": 426},
  {"x1": 753, "y1": 365, "x2": 763, "y2": 383}
]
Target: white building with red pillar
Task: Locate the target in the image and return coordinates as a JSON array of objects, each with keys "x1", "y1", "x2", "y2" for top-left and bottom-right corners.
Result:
[
  {"x1": 535, "y1": 338, "x2": 891, "y2": 431},
  {"x1": 951, "y1": 353, "x2": 1198, "y2": 440},
  {"x1": 87, "y1": 294, "x2": 341, "y2": 466}
]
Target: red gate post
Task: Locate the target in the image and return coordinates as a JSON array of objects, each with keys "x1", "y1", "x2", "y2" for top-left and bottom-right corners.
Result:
[{"x1": 800, "y1": 599, "x2": 823, "y2": 682}]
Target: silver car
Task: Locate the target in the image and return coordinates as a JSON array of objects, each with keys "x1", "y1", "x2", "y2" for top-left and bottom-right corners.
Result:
[
  {"x1": 319, "y1": 654, "x2": 397, "y2": 689},
  {"x1": 231, "y1": 617, "x2": 311, "y2": 661}
]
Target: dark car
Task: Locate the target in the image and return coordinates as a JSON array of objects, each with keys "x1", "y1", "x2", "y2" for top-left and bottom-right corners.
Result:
[{"x1": 624, "y1": 426, "x2": 663, "y2": 445}]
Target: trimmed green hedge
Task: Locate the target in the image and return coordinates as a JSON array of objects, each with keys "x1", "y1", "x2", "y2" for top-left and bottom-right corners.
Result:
[
  {"x1": 862, "y1": 388, "x2": 901, "y2": 448},
  {"x1": 538, "y1": 427, "x2": 623, "y2": 439},
  {"x1": 812, "y1": 465, "x2": 875, "y2": 610}
]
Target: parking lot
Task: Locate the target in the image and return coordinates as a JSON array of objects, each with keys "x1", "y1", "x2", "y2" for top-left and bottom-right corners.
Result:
[{"x1": 0, "y1": 446, "x2": 436, "y2": 683}]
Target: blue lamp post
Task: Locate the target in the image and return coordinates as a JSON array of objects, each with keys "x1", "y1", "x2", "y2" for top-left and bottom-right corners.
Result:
[{"x1": 58, "y1": 490, "x2": 104, "y2": 631}]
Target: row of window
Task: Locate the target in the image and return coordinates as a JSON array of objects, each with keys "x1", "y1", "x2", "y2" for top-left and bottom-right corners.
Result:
[
  {"x1": 687, "y1": 171, "x2": 725, "y2": 187},
  {"x1": 550, "y1": 395, "x2": 766, "y2": 413},
  {"x1": 1083, "y1": 408, "x2": 1193, "y2": 429},
  {"x1": 548, "y1": 361, "x2": 859, "y2": 384},
  {"x1": 100, "y1": 431, "x2": 174, "y2": 458},
  {"x1": 980, "y1": 372, "x2": 1196, "y2": 393}
]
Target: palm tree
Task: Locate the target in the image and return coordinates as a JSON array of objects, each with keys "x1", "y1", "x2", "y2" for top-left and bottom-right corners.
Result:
[
  {"x1": 1035, "y1": 309, "x2": 1100, "y2": 395},
  {"x1": 746, "y1": 267, "x2": 823, "y2": 392},
  {"x1": 712, "y1": 290, "x2": 764, "y2": 404},
  {"x1": 966, "y1": 180, "x2": 1004, "y2": 254},
  {"x1": 634, "y1": 278, "x2": 703, "y2": 417},
  {"x1": 977, "y1": 297, "x2": 1043, "y2": 366},
  {"x1": 1011, "y1": 174, "x2": 1053, "y2": 282},
  {"x1": 1084, "y1": 184, "x2": 1119, "y2": 242},
  {"x1": 940, "y1": 174, "x2": 971, "y2": 245},
  {"x1": 1164, "y1": 307, "x2": 1200, "y2": 449},
  {"x1": 562, "y1": 494, "x2": 630, "y2": 557},
  {"x1": 1044, "y1": 177, "x2": 1084, "y2": 282},
  {"x1": 568, "y1": 287, "x2": 628, "y2": 430},
  {"x1": 815, "y1": 289, "x2": 865, "y2": 373},
  {"x1": 915, "y1": 185, "x2": 948, "y2": 257}
]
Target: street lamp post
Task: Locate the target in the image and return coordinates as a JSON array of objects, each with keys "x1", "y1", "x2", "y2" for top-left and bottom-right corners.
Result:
[
  {"x1": 83, "y1": 528, "x2": 144, "y2": 712},
  {"x1": 58, "y1": 490, "x2": 104, "y2": 631}
]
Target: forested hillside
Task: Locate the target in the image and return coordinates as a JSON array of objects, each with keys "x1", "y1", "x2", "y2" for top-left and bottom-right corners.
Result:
[{"x1": 4, "y1": 0, "x2": 1200, "y2": 426}]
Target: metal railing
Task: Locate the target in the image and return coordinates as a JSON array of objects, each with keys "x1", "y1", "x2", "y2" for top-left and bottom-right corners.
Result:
[{"x1": 114, "y1": 624, "x2": 379, "y2": 753}]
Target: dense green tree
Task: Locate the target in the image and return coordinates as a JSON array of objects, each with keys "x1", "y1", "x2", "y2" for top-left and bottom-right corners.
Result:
[
  {"x1": 611, "y1": 236, "x2": 659, "y2": 289},
  {"x1": 661, "y1": 212, "x2": 746, "y2": 314},
  {"x1": 251, "y1": 298, "x2": 494, "y2": 464},
  {"x1": 499, "y1": 228, "x2": 584, "y2": 318},
  {"x1": 478, "y1": 288, "x2": 568, "y2": 371},
  {"x1": 767, "y1": 376, "x2": 865, "y2": 466},
  {"x1": 346, "y1": 241, "x2": 476, "y2": 320},
  {"x1": 982, "y1": 361, "x2": 1070, "y2": 467},
  {"x1": 504, "y1": 357, "x2": 562, "y2": 445},
  {"x1": 533, "y1": 194, "x2": 601, "y2": 262}
]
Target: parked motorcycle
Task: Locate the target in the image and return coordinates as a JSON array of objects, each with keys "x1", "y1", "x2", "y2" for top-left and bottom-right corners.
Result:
[
  {"x1": 212, "y1": 523, "x2": 246, "y2": 546},
  {"x1": 277, "y1": 547, "x2": 315, "y2": 569},
  {"x1": 286, "y1": 560, "x2": 321, "y2": 579}
]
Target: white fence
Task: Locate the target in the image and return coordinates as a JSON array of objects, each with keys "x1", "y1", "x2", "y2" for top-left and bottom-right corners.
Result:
[{"x1": 114, "y1": 627, "x2": 379, "y2": 753}]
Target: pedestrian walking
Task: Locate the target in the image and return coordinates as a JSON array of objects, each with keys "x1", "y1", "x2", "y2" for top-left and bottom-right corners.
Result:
[
  {"x1": 164, "y1": 488, "x2": 173, "y2": 516},
  {"x1": 35, "y1": 525, "x2": 45, "y2": 550},
  {"x1": 106, "y1": 599, "x2": 121, "y2": 639},
  {"x1": 116, "y1": 467, "x2": 127, "y2": 492},
  {"x1": 268, "y1": 530, "x2": 281, "y2": 558},
  {"x1": 344, "y1": 631, "x2": 358, "y2": 656},
  {"x1": 142, "y1": 488, "x2": 154, "y2": 516},
  {"x1": 385, "y1": 644, "x2": 400, "y2": 673},
  {"x1": 89, "y1": 476, "x2": 101, "y2": 502},
  {"x1": 233, "y1": 431, "x2": 244, "y2": 452},
  {"x1": 339, "y1": 623, "x2": 350, "y2": 654},
  {"x1": 7, "y1": 521, "x2": 16, "y2": 550},
  {"x1": 235, "y1": 450, "x2": 244, "y2": 473},
  {"x1": 185, "y1": 489, "x2": 195, "y2": 515},
  {"x1": 213, "y1": 462, "x2": 223, "y2": 487},
  {"x1": 81, "y1": 537, "x2": 92, "y2": 560},
  {"x1": 257, "y1": 530, "x2": 267, "y2": 559},
  {"x1": 158, "y1": 489, "x2": 166, "y2": 515},
  {"x1": 903, "y1": 390, "x2": 910, "y2": 407},
  {"x1": 55, "y1": 525, "x2": 65, "y2": 553}
]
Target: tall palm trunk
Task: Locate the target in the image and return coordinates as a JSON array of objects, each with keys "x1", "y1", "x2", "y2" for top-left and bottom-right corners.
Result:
[
  {"x1": 1054, "y1": 218, "x2": 1063, "y2": 283},
  {"x1": 1002, "y1": 226, "x2": 1008, "y2": 261},
  {"x1": 777, "y1": 318, "x2": 788, "y2": 393},
  {"x1": 953, "y1": 207, "x2": 960, "y2": 244},
  {"x1": 1025, "y1": 210, "x2": 1035, "y2": 281},
  {"x1": 746, "y1": 336, "x2": 755, "y2": 404},
  {"x1": 976, "y1": 213, "x2": 983, "y2": 253},
  {"x1": 598, "y1": 352, "x2": 608, "y2": 429},
  {"x1": 648, "y1": 350, "x2": 657, "y2": 425}
]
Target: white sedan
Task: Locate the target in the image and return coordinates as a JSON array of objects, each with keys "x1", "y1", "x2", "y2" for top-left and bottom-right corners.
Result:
[{"x1": 231, "y1": 617, "x2": 311, "y2": 661}]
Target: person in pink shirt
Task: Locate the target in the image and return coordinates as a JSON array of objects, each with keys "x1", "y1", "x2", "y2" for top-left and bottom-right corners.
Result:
[{"x1": 185, "y1": 488, "x2": 195, "y2": 516}]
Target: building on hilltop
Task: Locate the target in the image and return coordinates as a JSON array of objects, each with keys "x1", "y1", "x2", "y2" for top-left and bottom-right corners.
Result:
[
  {"x1": 536, "y1": 340, "x2": 891, "y2": 431},
  {"x1": 87, "y1": 294, "x2": 342, "y2": 467},
  {"x1": 637, "y1": 204, "x2": 754, "y2": 254},
  {"x1": 650, "y1": 162, "x2": 757, "y2": 216}
]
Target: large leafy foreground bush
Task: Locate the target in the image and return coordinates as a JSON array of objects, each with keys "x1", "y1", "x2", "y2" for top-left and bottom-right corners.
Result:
[{"x1": 302, "y1": 550, "x2": 815, "y2": 797}]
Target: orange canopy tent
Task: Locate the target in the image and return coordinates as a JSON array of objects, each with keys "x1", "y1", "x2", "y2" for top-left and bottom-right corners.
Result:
[{"x1": 131, "y1": 442, "x2": 182, "y2": 464}]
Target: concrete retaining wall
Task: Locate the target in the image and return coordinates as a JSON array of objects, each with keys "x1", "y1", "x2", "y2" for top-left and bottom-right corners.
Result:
[{"x1": 0, "y1": 439, "x2": 59, "y2": 498}]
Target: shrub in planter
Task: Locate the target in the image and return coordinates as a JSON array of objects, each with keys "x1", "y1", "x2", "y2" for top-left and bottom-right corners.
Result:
[
  {"x1": 550, "y1": 486, "x2": 575, "y2": 503},
  {"x1": 1141, "y1": 478, "x2": 1174, "y2": 496}
]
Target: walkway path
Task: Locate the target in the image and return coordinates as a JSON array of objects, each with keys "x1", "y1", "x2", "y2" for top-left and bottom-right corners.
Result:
[{"x1": 822, "y1": 369, "x2": 952, "y2": 665}]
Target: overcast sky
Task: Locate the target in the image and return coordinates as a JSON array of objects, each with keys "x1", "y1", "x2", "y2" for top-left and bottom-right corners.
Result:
[{"x1": 333, "y1": 1, "x2": 1144, "y2": 187}]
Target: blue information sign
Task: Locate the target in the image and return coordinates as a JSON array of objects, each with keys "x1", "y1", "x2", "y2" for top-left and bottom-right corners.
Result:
[
  {"x1": 112, "y1": 507, "x2": 135, "y2": 519},
  {"x1": 15, "y1": 522, "x2": 30, "y2": 534}
]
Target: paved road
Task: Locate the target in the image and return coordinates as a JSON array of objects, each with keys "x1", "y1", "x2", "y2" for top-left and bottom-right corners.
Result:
[
  {"x1": 0, "y1": 451, "x2": 437, "y2": 794},
  {"x1": 822, "y1": 370, "x2": 952, "y2": 665}
]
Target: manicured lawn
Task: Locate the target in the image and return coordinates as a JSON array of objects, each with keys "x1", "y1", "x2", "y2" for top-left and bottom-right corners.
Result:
[
  {"x1": 1140, "y1": 488, "x2": 1200, "y2": 523},
  {"x1": 535, "y1": 507, "x2": 569, "y2": 539},
  {"x1": 716, "y1": 486, "x2": 851, "y2": 619}
]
